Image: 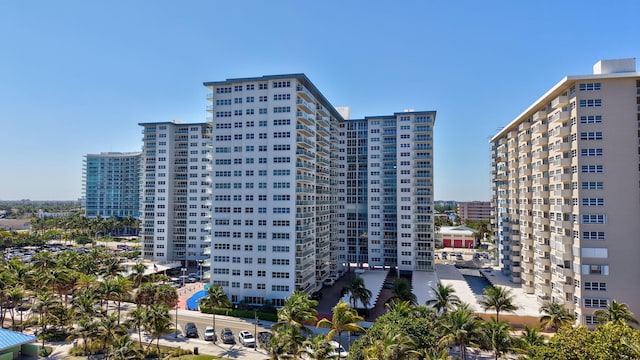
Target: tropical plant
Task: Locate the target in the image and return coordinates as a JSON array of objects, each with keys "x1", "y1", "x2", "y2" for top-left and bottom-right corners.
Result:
[
  {"x1": 363, "y1": 331, "x2": 415, "y2": 360},
  {"x1": 512, "y1": 325, "x2": 545, "y2": 355},
  {"x1": 539, "y1": 302, "x2": 574, "y2": 331},
  {"x1": 386, "y1": 278, "x2": 417, "y2": 306},
  {"x1": 143, "y1": 304, "x2": 174, "y2": 351},
  {"x1": 299, "y1": 334, "x2": 338, "y2": 360},
  {"x1": 482, "y1": 318, "x2": 512, "y2": 360},
  {"x1": 437, "y1": 304, "x2": 484, "y2": 360},
  {"x1": 317, "y1": 301, "x2": 364, "y2": 351},
  {"x1": 427, "y1": 281, "x2": 460, "y2": 314},
  {"x1": 593, "y1": 300, "x2": 639, "y2": 326},
  {"x1": 348, "y1": 276, "x2": 372, "y2": 312},
  {"x1": 478, "y1": 285, "x2": 518, "y2": 321},
  {"x1": 199, "y1": 284, "x2": 231, "y2": 332},
  {"x1": 273, "y1": 291, "x2": 318, "y2": 358}
]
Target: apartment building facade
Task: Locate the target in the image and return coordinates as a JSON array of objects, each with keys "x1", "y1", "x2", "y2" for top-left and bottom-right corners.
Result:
[
  {"x1": 83, "y1": 152, "x2": 141, "y2": 219},
  {"x1": 139, "y1": 121, "x2": 213, "y2": 267},
  {"x1": 490, "y1": 59, "x2": 640, "y2": 325},
  {"x1": 457, "y1": 201, "x2": 492, "y2": 222},
  {"x1": 204, "y1": 74, "x2": 436, "y2": 306}
]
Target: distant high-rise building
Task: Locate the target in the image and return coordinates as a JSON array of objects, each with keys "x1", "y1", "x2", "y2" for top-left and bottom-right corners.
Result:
[
  {"x1": 204, "y1": 74, "x2": 436, "y2": 306},
  {"x1": 139, "y1": 121, "x2": 213, "y2": 267},
  {"x1": 490, "y1": 58, "x2": 640, "y2": 326},
  {"x1": 457, "y1": 201, "x2": 492, "y2": 222},
  {"x1": 83, "y1": 152, "x2": 141, "y2": 219}
]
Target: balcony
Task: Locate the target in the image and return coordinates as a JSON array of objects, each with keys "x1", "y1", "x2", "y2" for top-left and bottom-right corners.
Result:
[
  {"x1": 533, "y1": 150, "x2": 548, "y2": 159},
  {"x1": 532, "y1": 122, "x2": 548, "y2": 135},
  {"x1": 532, "y1": 110, "x2": 547, "y2": 122},
  {"x1": 551, "y1": 95, "x2": 569, "y2": 109},
  {"x1": 551, "y1": 189, "x2": 572, "y2": 198},
  {"x1": 532, "y1": 136, "x2": 548, "y2": 147},
  {"x1": 550, "y1": 157, "x2": 572, "y2": 168},
  {"x1": 535, "y1": 271, "x2": 551, "y2": 281},
  {"x1": 552, "y1": 174, "x2": 572, "y2": 184},
  {"x1": 549, "y1": 110, "x2": 570, "y2": 124},
  {"x1": 550, "y1": 125, "x2": 571, "y2": 138}
]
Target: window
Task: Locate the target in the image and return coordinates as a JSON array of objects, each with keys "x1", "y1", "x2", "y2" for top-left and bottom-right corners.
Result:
[
  {"x1": 581, "y1": 148, "x2": 603, "y2": 157},
  {"x1": 580, "y1": 132, "x2": 603, "y2": 140},
  {"x1": 581, "y1": 264, "x2": 608, "y2": 275},
  {"x1": 583, "y1": 231, "x2": 605, "y2": 240},
  {"x1": 582, "y1": 214, "x2": 606, "y2": 224},
  {"x1": 580, "y1": 115, "x2": 602, "y2": 124},
  {"x1": 584, "y1": 282, "x2": 607, "y2": 291},
  {"x1": 582, "y1": 181, "x2": 604, "y2": 190},
  {"x1": 584, "y1": 298, "x2": 608, "y2": 308},
  {"x1": 581, "y1": 165, "x2": 603, "y2": 173},
  {"x1": 579, "y1": 99, "x2": 602, "y2": 107},
  {"x1": 581, "y1": 247, "x2": 608, "y2": 258},
  {"x1": 582, "y1": 198, "x2": 604, "y2": 206},
  {"x1": 579, "y1": 83, "x2": 601, "y2": 91}
]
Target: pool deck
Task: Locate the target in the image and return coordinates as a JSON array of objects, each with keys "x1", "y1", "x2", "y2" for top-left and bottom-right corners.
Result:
[
  {"x1": 177, "y1": 282, "x2": 206, "y2": 310},
  {"x1": 436, "y1": 264, "x2": 541, "y2": 318}
]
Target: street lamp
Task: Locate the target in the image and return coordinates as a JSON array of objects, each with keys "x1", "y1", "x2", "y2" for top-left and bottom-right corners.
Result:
[
  {"x1": 181, "y1": 268, "x2": 187, "y2": 286},
  {"x1": 254, "y1": 310, "x2": 258, "y2": 351},
  {"x1": 175, "y1": 304, "x2": 179, "y2": 338},
  {"x1": 198, "y1": 260, "x2": 203, "y2": 282}
]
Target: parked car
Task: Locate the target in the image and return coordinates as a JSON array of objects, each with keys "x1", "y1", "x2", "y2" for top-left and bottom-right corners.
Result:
[
  {"x1": 257, "y1": 331, "x2": 271, "y2": 348},
  {"x1": 482, "y1": 253, "x2": 490, "y2": 259},
  {"x1": 204, "y1": 326, "x2": 216, "y2": 341},
  {"x1": 311, "y1": 291, "x2": 323, "y2": 300},
  {"x1": 221, "y1": 328, "x2": 235, "y2": 344},
  {"x1": 306, "y1": 341, "x2": 348, "y2": 359},
  {"x1": 239, "y1": 330, "x2": 256, "y2": 347},
  {"x1": 323, "y1": 278, "x2": 335, "y2": 287},
  {"x1": 456, "y1": 253, "x2": 464, "y2": 260},
  {"x1": 185, "y1": 322, "x2": 198, "y2": 338},
  {"x1": 188, "y1": 273, "x2": 202, "y2": 280}
]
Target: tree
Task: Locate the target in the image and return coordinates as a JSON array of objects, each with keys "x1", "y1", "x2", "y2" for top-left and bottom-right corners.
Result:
[
  {"x1": 364, "y1": 331, "x2": 415, "y2": 360},
  {"x1": 66, "y1": 318, "x2": 98, "y2": 356},
  {"x1": 512, "y1": 325, "x2": 545, "y2": 356},
  {"x1": 273, "y1": 291, "x2": 318, "y2": 358},
  {"x1": 97, "y1": 313, "x2": 127, "y2": 358},
  {"x1": 348, "y1": 276, "x2": 372, "y2": 312},
  {"x1": 126, "y1": 306, "x2": 146, "y2": 345},
  {"x1": 299, "y1": 334, "x2": 338, "y2": 360},
  {"x1": 539, "y1": 302, "x2": 574, "y2": 331},
  {"x1": 111, "y1": 335, "x2": 144, "y2": 360},
  {"x1": 482, "y1": 318, "x2": 512, "y2": 360},
  {"x1": 386, "y1": 278, "x2": 417, "y2": 306},
  {"x1": 130, "y1": 263, "x2": 147, "y2": 288},
  {"x1": 478, "y1": 285, "x2": 518, "y2": 321},
  {"x1": 199, "y1": 284, "x2": 231, "y2": 333},
  {"x1": 427, "y1": 281, "x2": 460, "y2": 314},
  {"x1": 317, "y1": 301, "x2": 364, "y2": 352},
  {"x1": 143, "y1": 304, "x2": 174, "y2": 351},
  {"x1": 594, "y1": 300, "x2": 639, "y2": 326},
  {"x1": 437, "y1": 304, "x2": 484, "y2": 360}
]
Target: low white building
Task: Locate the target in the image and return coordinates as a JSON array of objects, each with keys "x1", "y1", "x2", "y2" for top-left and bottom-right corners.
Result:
[{"x1": 436, "y1": 226, "x2": 477, "y2": 249}]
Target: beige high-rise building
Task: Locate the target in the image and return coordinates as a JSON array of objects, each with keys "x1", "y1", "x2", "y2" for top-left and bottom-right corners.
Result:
[
  {"x1": 457, "y1": 201, "x2": 492, "y2": 222},
  {"x1": 490, "y1": 58, "x2": 640, "y2": 326}
]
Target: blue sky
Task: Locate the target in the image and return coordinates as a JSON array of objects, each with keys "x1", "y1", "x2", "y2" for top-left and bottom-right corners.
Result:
[{"x1": 1, "y1": 1, "x2": 638, "y2": 201}]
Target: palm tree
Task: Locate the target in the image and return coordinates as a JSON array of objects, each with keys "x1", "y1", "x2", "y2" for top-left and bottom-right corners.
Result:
[
  {"x1": 348, "y1": 276, "x2": 372, "y2": 312},
  {"x1": 482, "y1": 318, "x2": 512, "y2": 360},
  {"x1": 593, "y1": 300, "x2": 639, "y2": 326},
  {"x1": 130, "y1": 263, "x2": 147, "y2": 288},
  {"x1": 33, "y1": 291, "x2": 60, "y2": 348},
  {"x1": 126, "y1": 306, "x2": 146, "y2": 345},
  {"x1": 427, "y1": 281, "x2": 460, "y2": 314},
  {"x1": 317, "y1": 301, "x2": 364, "y2": 351},
  {"x1": 364, "y1": 332, "x2": 416, "y2": 360},
  {"x1": 273, "y1": 291, "x2": 318, "y2": 358},
  {"x1": 437, "y1": 304, "x2": 484, "y2": 360},
  {"x1": 299, "y1": 334, "x2": 338, "y2": 360},
  {"x1": 512, "y1": 326, "x2": 545, "y2": 355},
  {"x1": 6, "y1": 286, "x2": 24, "y2": 330},
  {"x1": 111, "y1": 334, "x2": 144, "y2": 360},
  {"x1": 478, "y1": 285, "x2": 518, "y2": 321},
  {"x1": 539, "y1": 301, "x2": 574, "y2": 331},
  {"x1": 199, "y1": 284, "x2": 231, "y2": 333},
  {"x1": 144, "y1": 304, "x2": 174, "y2": 351},
  {"x1": 386, "y1": 278, "x2": 417, "y2": 306},
  {"x1": 97, "y1": 313, "x2": 127, "y2": 358},
  {"x1": 66, "y1": 318, "x2": 98, "y2": 356}
]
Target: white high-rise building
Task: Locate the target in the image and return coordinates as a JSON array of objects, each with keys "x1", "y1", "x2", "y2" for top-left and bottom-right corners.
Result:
[
  {"x1": 139, "y1": 121, "x2": 213, "y2": 267},
  {"x1": 491, "y1": 58, "x2": 640, "y2": 326},
  {"x1": 204, "y1": 74, "x2": 436, "y2": 306}
]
